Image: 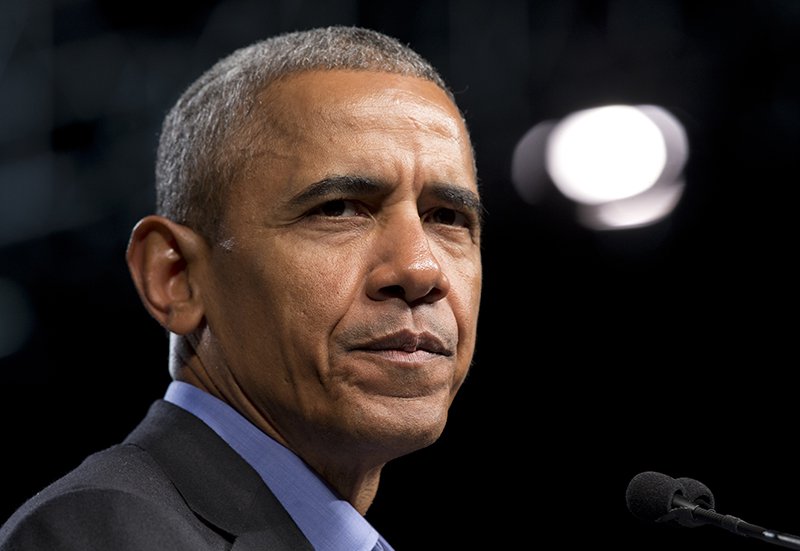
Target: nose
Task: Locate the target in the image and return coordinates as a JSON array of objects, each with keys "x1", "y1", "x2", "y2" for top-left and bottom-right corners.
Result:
[{"x1": 366, "y1": 214, "x2": 450, "y2": 305}]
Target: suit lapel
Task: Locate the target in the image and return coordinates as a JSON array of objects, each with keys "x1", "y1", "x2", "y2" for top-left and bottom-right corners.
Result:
[{"x1": 125, "y1": 400, "x2": 313, "y2": 550}]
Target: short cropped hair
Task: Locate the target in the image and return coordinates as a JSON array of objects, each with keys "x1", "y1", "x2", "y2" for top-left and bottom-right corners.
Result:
[{"x1": 155, "y1": 25, "x2": 459, "y2": 240}]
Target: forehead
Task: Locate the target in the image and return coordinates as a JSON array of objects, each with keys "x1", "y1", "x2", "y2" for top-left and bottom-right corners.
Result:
[
  {"x1": 227, "y1": 70, "x2": 478, "y2": 218},
  {"x1": 257, "y1": 69, "x2": 470, "y2": 151}
]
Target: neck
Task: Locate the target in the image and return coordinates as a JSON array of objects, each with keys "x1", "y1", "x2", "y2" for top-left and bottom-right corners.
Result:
[
  {"x1": 172, "y1": 353, "x2": 388, "y2": 515},
  {"x1": 316, "y1": 463, "x2": 383, "y2": 515}
]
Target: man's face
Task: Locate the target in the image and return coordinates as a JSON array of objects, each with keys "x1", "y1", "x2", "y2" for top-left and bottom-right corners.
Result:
[{"x1": 200, "y1": 70, "x2": 481, "y2": 465}]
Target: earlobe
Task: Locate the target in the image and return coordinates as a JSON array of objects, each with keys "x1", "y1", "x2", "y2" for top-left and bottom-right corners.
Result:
[{"x1": 126, "y1": 215, "x2": 208, "y2": 335}]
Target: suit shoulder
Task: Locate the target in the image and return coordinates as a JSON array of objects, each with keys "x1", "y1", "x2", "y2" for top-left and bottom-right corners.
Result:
[{"x1": 0, "y1": 444, "x2": 229, "y2": 550}]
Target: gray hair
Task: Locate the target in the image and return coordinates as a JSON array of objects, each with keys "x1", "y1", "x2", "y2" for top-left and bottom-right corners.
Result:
[{"x1": 155, "y1": 25, "x2": 459, "y2": 240}]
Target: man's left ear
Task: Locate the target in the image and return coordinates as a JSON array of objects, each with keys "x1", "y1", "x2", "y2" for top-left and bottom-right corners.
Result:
[{"x1": 125, "y1": 215, "x2": 209, "y2": 335}]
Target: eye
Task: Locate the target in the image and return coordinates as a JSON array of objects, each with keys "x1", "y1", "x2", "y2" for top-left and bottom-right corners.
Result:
[
  {"x1": 427, "y1": 207, "x2": 472, "y2": 228},
  {"x1": 308, "y1": 199, "x2": 365, "y2": 218}
]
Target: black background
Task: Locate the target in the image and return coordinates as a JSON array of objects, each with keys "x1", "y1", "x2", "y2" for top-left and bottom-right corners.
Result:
[{"x1": 1, "y1": 0, "x2": 798, "y2": 549}]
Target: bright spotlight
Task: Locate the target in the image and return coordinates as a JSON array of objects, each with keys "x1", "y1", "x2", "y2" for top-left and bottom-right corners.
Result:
[
  {"x1": 511, "y1": 103, "x2": 689, "y2": 231},
  {"x1": 545, "y1": 105, "x2": 667, "y2": 204}
]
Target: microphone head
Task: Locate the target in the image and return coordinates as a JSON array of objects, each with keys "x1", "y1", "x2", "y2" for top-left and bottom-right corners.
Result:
[
  {"x1": 626, "y1": 471, "x2": 685, "y2": 523},
  {"x1": 627, "y1": 471, "x2": 717, "y2": 528}
]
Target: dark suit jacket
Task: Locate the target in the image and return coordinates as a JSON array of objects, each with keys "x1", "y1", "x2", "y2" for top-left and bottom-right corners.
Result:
[{"x1": 0, "y1": 400, "x2": 314, "y2": 550}]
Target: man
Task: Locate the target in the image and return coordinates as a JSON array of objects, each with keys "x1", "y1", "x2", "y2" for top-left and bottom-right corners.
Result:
[{"x1": 0, "y1": 25, "x2": 482, "y2": 550}]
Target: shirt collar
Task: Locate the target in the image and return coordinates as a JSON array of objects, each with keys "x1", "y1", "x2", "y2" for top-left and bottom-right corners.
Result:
[{"x1": 164, "y1": 381, "x2": 394, "y2": 551}]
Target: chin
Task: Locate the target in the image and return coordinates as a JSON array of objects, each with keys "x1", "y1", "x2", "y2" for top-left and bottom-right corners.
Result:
[{"x1": 356, "y1": 398, "x2": 451, "y2": 457}]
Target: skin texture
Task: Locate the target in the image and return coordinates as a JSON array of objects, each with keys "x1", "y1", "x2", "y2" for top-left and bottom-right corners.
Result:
[{"x1": 127, "y1": 70, "x2": 482, "y2": 514}]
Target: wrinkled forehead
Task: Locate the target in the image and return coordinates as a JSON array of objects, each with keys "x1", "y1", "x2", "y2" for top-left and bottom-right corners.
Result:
[{"x1": 255, "y1": 70, "x2": 472, "y2": 151}]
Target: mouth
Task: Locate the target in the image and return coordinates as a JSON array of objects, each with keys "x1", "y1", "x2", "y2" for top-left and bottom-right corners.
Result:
[
  {"x1": 339, "y1": 328, "x2": 460, "y2": 397},
  {"x1": 352, "y1": 329, "x2": 453, "y2": 357}
]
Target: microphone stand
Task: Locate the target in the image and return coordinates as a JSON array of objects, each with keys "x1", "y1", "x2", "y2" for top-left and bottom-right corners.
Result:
[{"x1": 669, "y1": 495, "x2": 800, "y2": 550}]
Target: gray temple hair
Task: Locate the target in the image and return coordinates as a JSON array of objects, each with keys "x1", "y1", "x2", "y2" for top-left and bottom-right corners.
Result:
[{"x1": 155, "y1": 25, "x2": 461, "y2": 241}]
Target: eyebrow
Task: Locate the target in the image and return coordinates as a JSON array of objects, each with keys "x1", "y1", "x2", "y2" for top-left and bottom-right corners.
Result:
[
  {"x1": 291, "y1": 174, "x2": 482, "y2": 212},
  {"x1": 429, "y1": 183, "x2": 485, "y2": 226},
  {"x1": 287, "y1": 175, "x2": 384, "y2": 208}
]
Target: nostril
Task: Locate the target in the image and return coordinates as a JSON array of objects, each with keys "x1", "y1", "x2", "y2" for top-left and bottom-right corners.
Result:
[{"x1": 378, "y1": 285, "x2": 405, "y2": 300}]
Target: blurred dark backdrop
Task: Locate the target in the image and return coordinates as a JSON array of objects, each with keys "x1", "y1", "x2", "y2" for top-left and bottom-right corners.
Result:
[{"x1": 1, "y1": 0, "x2": 798, "y2": 549}]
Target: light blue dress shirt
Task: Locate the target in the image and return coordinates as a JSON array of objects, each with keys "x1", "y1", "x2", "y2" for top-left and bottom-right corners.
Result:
[{"x1": 164, "y1": 381, "x2": 394, "y2": 551}]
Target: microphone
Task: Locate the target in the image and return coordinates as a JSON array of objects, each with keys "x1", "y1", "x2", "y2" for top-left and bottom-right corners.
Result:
[{"x1": 626, "y1": 471, "x2": 800, "y2": 549}]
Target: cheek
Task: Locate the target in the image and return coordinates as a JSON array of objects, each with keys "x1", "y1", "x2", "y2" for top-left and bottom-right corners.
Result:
[
  {"x1": 272, "y1": 247, "x2": 365, "y2": 332},
  {"x1": 212, "y1": 248, "x2": 365, "y2": 397},
  {"x1": 449, "y1": 259, "x2": 482, "y2": 355},
  {"x1": 451, "y1": 258, "x2": 482, "y2": 321}
]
